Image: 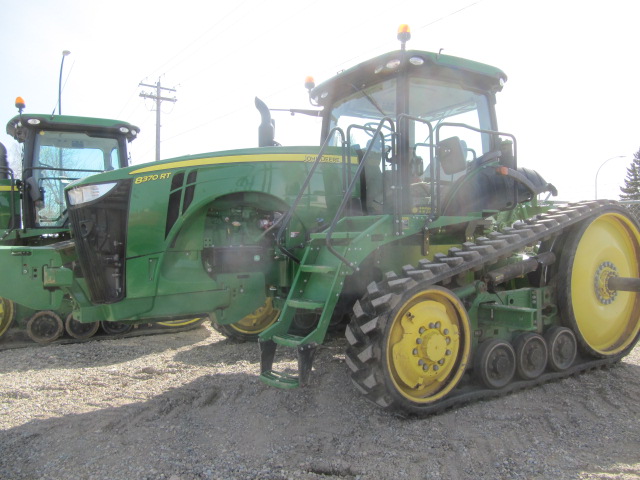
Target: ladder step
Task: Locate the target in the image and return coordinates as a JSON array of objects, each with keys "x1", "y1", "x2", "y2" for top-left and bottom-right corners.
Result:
[
  {"x1": 260, "y1": 370, "x2": 300, "y2": 389},
  {"x1": 288, "y1": 298, "x2": 325, "y2": 310},
  {"x1": 272, "y1": 333, "x2": 305, "y2": 347},
  {"x1": 300, "y1": 264, "x2": 336, "y2": 274}
]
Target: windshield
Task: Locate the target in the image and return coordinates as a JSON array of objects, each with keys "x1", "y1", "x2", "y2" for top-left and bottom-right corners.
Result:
[
  {"x1": 329, "y1": 78, "x2": 397, "y2": 150},
  {"x1": 328, "y1": 77, "x2": 492, "y2": 178},
  {"x1": 31, "y1": 131, "x2": 121, "y2": 227}
]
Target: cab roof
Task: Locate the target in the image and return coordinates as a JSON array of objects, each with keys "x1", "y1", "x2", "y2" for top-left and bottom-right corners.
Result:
[
  {"x1": 6, "y1": 114, "x2": 140, "y2": 143},
  {"x1": 310, "y1": 49, "x2": 507, "y2": 106}
]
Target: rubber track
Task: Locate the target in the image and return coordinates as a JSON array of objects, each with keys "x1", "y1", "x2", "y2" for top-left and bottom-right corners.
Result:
[
  {"x1": 0, "y1": 320, "x2": 206, "y2": 351},
  {"x1": 346, "y1": 199, "x2": 636, "y2": 416}
]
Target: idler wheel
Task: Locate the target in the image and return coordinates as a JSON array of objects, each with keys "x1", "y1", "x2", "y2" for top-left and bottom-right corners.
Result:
[
  {"x1": 27, "y1": 311, "x2": 64, "y2": 344},
  {"x1": 557, "y1": 208, "x2": 640, "y2": 356}
]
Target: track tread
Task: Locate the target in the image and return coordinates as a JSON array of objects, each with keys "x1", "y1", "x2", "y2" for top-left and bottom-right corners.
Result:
[{"x1": 346, "y1": 200, "x2": 640, "y2": 416}]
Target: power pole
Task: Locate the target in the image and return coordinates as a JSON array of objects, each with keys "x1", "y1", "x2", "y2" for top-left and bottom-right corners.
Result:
[{"x1": 139, "y1": 79, "x2": 177, "y2": 162}]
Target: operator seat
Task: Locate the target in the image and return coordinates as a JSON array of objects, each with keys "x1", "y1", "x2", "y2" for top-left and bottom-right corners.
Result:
[{"x1": 441, "y1": 153, "x2": 557, "y2": 216}]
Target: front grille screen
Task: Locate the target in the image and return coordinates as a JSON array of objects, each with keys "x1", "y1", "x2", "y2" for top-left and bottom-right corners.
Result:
[{"x1": 68, "y1": 180, "x2": 131, "y2": 304}]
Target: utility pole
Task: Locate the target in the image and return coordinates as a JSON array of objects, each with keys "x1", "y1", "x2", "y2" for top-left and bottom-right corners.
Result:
[{"x1": 139, "y1": 79, "x2": 177, "y2": 162}]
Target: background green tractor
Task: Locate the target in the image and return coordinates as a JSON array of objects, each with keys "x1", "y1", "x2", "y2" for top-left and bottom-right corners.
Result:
[
  {"x1": 1, "y1": 26, "x2": 638, "y2": 415},
  {"x1": 0, "y1": 100, "x2": 200, "y2": 344}
]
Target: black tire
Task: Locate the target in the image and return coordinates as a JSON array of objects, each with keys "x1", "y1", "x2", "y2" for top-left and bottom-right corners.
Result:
[
  {"x1": 474, "y1": 338, "x2": 516, "y2": 389},
  {"x1": 27, "y1": 311, "x2": 64, "y2": 344},
  {"x1": 345, "y1": 274, "x2": 471, "y2": 415}
]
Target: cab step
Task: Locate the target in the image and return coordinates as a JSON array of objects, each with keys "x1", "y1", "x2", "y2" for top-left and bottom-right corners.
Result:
[{"x1": 259, "y1": 339, "x2": 317, "y2": 388}]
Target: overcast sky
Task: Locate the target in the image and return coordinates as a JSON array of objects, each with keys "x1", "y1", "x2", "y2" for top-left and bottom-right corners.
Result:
[{"x1": 1, "y1": 0, "x2": 639, "y2": 201}]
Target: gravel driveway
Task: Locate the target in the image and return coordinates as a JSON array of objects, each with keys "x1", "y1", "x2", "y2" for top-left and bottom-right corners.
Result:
[{"x1": 1, "y1": 323, "x2": 639, "y2": 480}]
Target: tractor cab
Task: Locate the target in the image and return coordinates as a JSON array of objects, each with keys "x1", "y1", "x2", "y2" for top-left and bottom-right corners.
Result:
[
  {"x1": 309, "y1": 27, "x2": 554, "y2": 220},
  {"x1": 1, "y1": 98, "x2": 139, "y2": 241}
]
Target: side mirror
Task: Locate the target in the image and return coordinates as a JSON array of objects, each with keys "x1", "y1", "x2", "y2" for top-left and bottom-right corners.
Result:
[
  {"x1": 25, "y1": 176, "x2": 44, "y2": 208},
  {"x1": 499, "y1": 138, "x2": 516, "y2": 169},
  {"x1": 437, "y1": 136, "x2": 466, "y2": 175}
]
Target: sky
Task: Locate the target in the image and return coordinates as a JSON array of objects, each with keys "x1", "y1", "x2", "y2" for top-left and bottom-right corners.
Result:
[{"x1": 1, "y1": 0, "x2": 639, "y2": 201}]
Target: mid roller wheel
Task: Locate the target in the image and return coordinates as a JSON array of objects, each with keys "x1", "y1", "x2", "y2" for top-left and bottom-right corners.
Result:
[
  {"x1": 101, "y1": 321, "x2": 133, "y2": 335},
  {"x1": 514, "y1": 333, "x2": 548, "y2": 380},
  {"x1": 474, "y1": 339, "x2": 516, "y2": 389},
  {"x1": 65, "y1": 314, "x2": 99, "y2": 340},
  {"x1": 545, "y1": 326, "x2": 577, "y2": 371},
  {"x1": 27, "y1": 311, "x2": 64, "y2": 344},
  {"x1": 557, "y1": 207, "x2": 640, "y2": 357},
  {"x1": 346, "y1": 280, "x2": 471, "y2": 414}
]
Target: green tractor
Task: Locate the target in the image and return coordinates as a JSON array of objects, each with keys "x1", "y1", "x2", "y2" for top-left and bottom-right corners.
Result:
[
  {"x1": 1, "y1": 26, "x2": 639, "y2": 414},
  {"x1": 0, "y1": 100, "x2": 199, "y2": 344}
]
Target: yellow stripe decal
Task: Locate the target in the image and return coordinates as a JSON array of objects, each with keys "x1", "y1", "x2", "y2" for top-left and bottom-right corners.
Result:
[
  {"x1": 129, "y1": 153, "x2": 356, "y2": 175},
  {"x1": 0, "y1": 186, "x2": 17, "y2": 192}
]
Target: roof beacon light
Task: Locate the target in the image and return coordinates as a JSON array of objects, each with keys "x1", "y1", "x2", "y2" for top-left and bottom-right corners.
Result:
[
  {"x1": 397, "y1": 24, "x2": 411, "y2": 50},
  {"x1": 304, "y1": 76, "x2": 315, "y2": 92},
  {"x1": 15, "y1": 96, "x2": 26, "y2": 114}
]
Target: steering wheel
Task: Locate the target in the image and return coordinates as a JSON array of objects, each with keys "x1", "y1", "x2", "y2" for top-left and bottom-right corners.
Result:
[{"x1": 363, "y1": 122, "x2": 394, "y2": 143}]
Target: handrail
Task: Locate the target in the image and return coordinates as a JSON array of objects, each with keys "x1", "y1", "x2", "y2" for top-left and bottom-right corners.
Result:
[
  {"x1": 324, "y1": 117, "x2": 397, "y2": 272},
  {"x1": 435, "y1": 122, "x2": 518, "y2": 215},
  {"x1": 275, "y1": 127, "x2": 347, "y2": 263},
  {"x1": 396, "y1": 114, "x2": 435, "y2": 218}
]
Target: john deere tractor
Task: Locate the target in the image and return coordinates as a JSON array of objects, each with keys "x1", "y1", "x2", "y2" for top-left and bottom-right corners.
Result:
[
  {"x1": 0, "y1": 100, "x2": 199, "y2": 344},
  {"x1": 1, "y1": 26, "x2": 638, "y2": 414}
]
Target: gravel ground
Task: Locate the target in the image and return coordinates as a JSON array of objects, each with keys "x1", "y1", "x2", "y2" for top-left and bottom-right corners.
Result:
[{"x1": 1, "y1": 322, "x2": 639, "y2": 480}]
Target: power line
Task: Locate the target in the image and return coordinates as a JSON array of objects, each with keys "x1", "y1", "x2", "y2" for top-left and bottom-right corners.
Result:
[{"x1": 143, "y1": 0, "x2": 251, "y2": 81}]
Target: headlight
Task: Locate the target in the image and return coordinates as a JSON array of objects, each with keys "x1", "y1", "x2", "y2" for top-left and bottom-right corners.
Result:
[{"x1": 67, "y1": 182, "x2": 117, "y2": 206}]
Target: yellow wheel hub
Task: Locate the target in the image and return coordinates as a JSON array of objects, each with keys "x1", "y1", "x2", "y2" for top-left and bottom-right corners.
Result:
[
  {"x1": 594, "y1": 262, "x2": 618, "y2": 304},
  {"x1": 571, "y1": 211, "x2": 640, "y2": 355},
  {"x1": 230, "y1": 297, "x2": 279, "y2": 335},
  {"x1": 386, "y1": 287, "x2": 470, "y2": 403}
]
